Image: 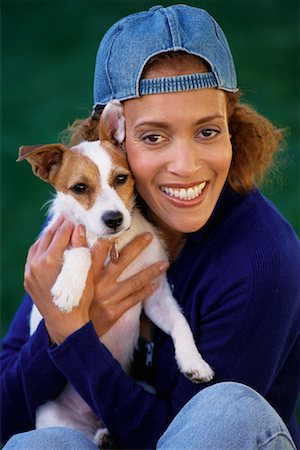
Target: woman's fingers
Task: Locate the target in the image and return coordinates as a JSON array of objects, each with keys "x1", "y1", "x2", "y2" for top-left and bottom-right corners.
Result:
[
  {"x1": 47, "y1": 220, "x2": 74, "y2": 255},
  {"x1": 34, "y1": 216, "x2": 65, "y2": 257},
  {"x1": 117, "y1": 280, "x2": 161, "y2": 318},
  {"x1": 93, "y1": 231, "x2": 169, "y2": 302},
  {"x1": 24, "y1": 218, "x2": 64, "y2": 276},
  {"x1": 92, "y1": 232, "x2": 155, "y2": 280},
  {"x1": 91, "y1": 261, "x2": 167, "y2": 336},
  {"x1": 92, "y1": 239, "x2": 112, "y2": 273},
  {"x1": 109, "y1": 233, "x2": 153, "y2": 277},
  {"x1": 71, "y1": 224, "x2": 88, "y2": 248},
  {"x1": 25, "y1": 239, "x2": 40, "y2": 268},
  {"x1": 117, "y1": 260, "x2": 169, "y2": 299},
  {"x1": 25, "y1": 218, "x2": 73, "y2": 285},
  {"x1": 90, "y1": 232, "x2": 170, "y2": 336}
]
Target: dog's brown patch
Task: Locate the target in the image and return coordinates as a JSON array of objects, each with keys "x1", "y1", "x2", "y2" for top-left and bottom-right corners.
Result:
[
  {"x1": 53, "y1": 150, "x2": 101, "y2": 209},
  {"x1": 102, "y1": 141, "x2": 135, "y2": 210}
]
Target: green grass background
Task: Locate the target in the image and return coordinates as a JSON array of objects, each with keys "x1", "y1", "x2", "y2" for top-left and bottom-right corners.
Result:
[{"x1": 1, "y1": 0, "x2": 299, "y2": 400}]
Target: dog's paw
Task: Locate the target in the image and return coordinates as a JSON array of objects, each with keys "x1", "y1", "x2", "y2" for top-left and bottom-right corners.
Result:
[
  {"x1": 51, "y1": 247, "x2": 91, "y2": 313},
  {"x1": 52, "y1": 282, "x2": 79, "y2": 313},
  {"x1": 177, "y1": 349, "x2": 214, "y2": 383},
  {"x1": 94, "y1": 428, "x2": 114, "y2": 449},
  {"x1": 183, "y1": 359, "x2": 214, "y2": 383}
]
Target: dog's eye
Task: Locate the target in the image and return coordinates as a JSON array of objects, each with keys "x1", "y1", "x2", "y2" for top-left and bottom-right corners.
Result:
[
  {"x1": 71, "y1": 183, "x2": 88, "y2": 194},
  {"x1": 114, "y1": 174, "x2": 128, "y2": 186}
]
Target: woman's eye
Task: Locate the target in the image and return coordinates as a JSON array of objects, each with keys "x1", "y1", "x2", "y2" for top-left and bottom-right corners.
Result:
[
  {"x1": 199, "y1": 128, "x2": 220, "y2": 139},
  {"x1": 70, "y1": 183, "x2": 89, "y2": 194},
  {"x1": 114, "y1": 174, "x2": 128, "y2": 185},
  {"x1": 142, "y1": 134, "x2": 165, "y2": 144}
]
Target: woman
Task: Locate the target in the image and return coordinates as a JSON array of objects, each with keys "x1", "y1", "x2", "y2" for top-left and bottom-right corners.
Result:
[{"x1": 1, "y1": 5, "x2": 299, "y2": 449}]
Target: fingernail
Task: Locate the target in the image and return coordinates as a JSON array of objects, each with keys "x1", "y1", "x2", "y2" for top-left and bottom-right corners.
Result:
[
  {"x1": 79, "y1": 224, "x2": 86, "y2": 238},
  {"x1": 143, "y1": 232, "x2": 152, "y2": 242},
  {"x1": 158, "y1": 261, "x2": 169, "y2": 272}
]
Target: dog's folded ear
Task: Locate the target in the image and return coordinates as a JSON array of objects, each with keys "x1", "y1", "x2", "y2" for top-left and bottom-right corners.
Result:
[
  {"x1": 17, "y1": 143, "x2": 68, "y2": 182},
  {"x1": 99, "y1": 100, "x2": 125, "y2": 146}
]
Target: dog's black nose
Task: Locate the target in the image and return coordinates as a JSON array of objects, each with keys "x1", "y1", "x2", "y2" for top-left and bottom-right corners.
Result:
[{"x1": 102, "y1": 210, "x2": 123, "y2": 230}]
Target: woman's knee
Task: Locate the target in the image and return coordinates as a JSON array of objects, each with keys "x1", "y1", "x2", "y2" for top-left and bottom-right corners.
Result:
[
  {"x1": 157, "y1": 382, "x2": 296, "y2": 450},
  {"x1": 3, "y1": 427, "x2": 99, "y2": 450},
  {"x1": 178, "y1": 382, "x2": 283, "y2": 424}
]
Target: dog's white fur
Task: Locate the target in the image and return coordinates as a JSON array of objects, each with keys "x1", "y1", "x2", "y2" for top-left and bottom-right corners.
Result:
[{"x1": 20, "y1": 100, "x2": 214, "y2": 446}]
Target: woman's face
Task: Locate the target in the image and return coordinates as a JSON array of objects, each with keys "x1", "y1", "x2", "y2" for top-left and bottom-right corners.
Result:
[{"x1": 124, "y1": 88, "x2": 232, "y2": 234}]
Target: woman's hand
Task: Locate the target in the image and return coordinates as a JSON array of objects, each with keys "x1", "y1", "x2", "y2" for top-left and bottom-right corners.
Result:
[
  {"x1": 89, "y1": 233, "x2": 169, "y2": 337},
  {"x1": 25, "y1": 217, "x2": 169, "y2": 344},
  {"x1": 24, "y1": 217, "x2": 93, "y2": 344}
]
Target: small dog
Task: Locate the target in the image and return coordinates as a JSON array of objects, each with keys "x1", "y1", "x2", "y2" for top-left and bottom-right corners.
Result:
[{"x1": 18, "y1": 100, "x2": 214, "y2": 446}]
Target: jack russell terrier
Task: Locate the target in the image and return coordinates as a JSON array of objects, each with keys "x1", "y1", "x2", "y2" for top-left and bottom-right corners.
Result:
[{"x1": 18, "y1": 100, "x2": 214, "y2": 446}]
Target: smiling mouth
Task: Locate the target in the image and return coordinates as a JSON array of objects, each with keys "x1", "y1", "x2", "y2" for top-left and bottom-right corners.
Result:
[{"x1": 160, "y1": 181, "x2": 207, "y2": 201}]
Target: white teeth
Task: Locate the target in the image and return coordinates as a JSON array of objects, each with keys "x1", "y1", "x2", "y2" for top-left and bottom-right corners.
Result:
[{"x1": 161, "y1": 182, "x2": 206, "y2": 200}]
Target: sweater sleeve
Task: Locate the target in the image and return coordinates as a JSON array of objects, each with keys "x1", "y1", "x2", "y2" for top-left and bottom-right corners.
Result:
[{"x1": 0, "y1": 295, "x2": 66, "y2": 445}]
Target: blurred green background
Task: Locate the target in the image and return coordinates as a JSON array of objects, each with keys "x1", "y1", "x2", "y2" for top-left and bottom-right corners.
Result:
[{"x1": 1, "y1": 0, "x2": 299, "y2": 338}]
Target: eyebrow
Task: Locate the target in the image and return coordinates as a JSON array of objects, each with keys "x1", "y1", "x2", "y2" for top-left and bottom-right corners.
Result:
[
  {"x1": 133, "y1": 114, "x2": 226, "y2": 130},
  {"x1": 194, "y1": 114, "x2": 226, "y2": 125}
]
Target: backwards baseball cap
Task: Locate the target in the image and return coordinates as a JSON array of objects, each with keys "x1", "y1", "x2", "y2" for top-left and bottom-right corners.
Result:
[{"x1": 93, "y1": 4, "x2": 238, "y2": 107}]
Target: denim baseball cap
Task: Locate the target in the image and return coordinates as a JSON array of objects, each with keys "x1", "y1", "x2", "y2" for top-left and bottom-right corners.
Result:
[{"x1": 93, "y1": 4, "x2": 238, "y2": 107}]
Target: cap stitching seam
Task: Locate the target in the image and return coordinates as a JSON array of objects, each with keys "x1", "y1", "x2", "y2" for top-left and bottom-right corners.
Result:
[
  {"x1": 105, "y1": 24, "x2": 124, "y2": 99},
  {"x1": 164, "y1": 7, "x2": 181, "y2": 48},
  {"x1": 211, "y1": 19, "x2": 234, "y2": 87}
]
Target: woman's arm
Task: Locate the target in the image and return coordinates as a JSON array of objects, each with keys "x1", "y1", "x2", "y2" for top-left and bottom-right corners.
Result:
[
  {"x1": 0, "y1": 295, "x2": 67, "y2": 444},
  {"x1": 1, "y1": 217, "x2": 167, "y2": 445}
]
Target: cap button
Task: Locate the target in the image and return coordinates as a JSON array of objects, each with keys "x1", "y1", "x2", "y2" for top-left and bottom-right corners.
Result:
[{"x1": 149, "y1": 5, "x2": 163, "y2": 11}]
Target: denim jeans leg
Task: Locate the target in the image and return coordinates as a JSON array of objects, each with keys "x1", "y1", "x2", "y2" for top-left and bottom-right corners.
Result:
[
  {"x1": 157, "y1": 382, "x2": 297, "y2": 450},
  {"x1": 3, "y1": 427, "x2": 99, "y2": 450}
]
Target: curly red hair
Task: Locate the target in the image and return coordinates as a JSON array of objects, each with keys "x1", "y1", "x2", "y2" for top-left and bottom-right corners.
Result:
[{"x1": 226, "y1": 92, "x2": 283, "y2": 193}]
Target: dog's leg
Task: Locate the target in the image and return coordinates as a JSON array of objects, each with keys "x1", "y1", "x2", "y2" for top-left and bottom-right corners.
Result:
[
  {"x1": 51, "y1": 247, "x2": 91, "y2": 312},
  {"x1": 144, "y1": 278, "x2": 214, "y2": 382},
  {"x1": 36, "y1": 384, "x2": 102, "y2": 444},
  {"x1": 30, "y1": 305, "x2": 43, "y2": 335},
  {"x1": 101, "y1": 303, "x2": 142, "y2": 371}
]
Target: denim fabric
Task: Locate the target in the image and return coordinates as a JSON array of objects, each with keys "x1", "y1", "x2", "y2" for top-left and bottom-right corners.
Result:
[
  {"x1": 93, "y1": 5, "x2": 238, "y2": 107},
  {"x1": 3, "y1": 427, "x2": 99, "y2": 450},
  {"x1": 139, "y1": 72, "x2": 218, "y2": 95},
  {"x1": 4, "y1": 383, "x2": 296, "y2": 449},
  {"x1": 157, "y1": 382, "x2": 297, "y2": 450}
]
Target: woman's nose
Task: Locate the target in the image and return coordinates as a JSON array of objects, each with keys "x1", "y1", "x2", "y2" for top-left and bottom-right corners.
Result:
[{"x1": 166, "y1": 142, "x2": 201, "y2": 177}]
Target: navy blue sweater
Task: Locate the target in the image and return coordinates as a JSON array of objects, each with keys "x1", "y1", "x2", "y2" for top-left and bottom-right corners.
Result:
[{"x1": 1, "y1": 185, "x2": 300, "y2": 448}]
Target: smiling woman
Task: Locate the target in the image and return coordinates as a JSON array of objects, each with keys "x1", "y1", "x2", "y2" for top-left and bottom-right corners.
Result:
[
  {"x1": 124, "y1": 87, "x2": 232, "y2": 238},
  {"x1": 1, "y1": 4, "x2": 299, "y2": 450}
]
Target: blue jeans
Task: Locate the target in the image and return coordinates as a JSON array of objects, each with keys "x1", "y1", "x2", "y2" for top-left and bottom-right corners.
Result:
[{"x1": 4, "y1": 382, "x2": 296, "y2": 449}]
